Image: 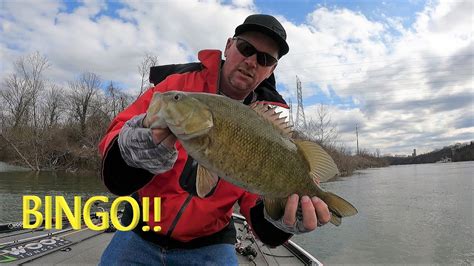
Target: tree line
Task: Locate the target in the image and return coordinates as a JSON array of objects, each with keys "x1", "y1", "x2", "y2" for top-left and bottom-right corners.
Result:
[
  {"x1": 1, "y1": 51, "x2": 386, "y2": 176},
  {"x1": 385, "y1": 142, "x2": 474, "y2": 165},
  {"x1": 0, "y1": 52, "x2": 157, "y2": 171}
]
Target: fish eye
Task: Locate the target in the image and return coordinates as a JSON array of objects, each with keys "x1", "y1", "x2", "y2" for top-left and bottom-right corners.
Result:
[{"x1": 174, "y1": 94, "x2": 180, "y2": 101}]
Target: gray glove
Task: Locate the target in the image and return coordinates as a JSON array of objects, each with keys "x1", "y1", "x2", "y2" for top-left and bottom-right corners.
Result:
[
  {"x1": 118, "y1": 114, "x2": 178, "y2": 174},
  {"x1": 264, "y1": 205, "x2": 310, "y2": 235}
]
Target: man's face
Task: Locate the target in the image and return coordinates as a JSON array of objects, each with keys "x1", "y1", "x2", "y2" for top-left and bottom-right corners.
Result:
[{"x1": 221, "y1": 31, "x2": 279, "y2": 100}]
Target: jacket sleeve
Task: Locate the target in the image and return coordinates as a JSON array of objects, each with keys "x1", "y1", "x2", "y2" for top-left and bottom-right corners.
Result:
[
  {"x1": 238, "y1": 191, "x2": 292, "y2": 247},
  {"x1": 99, "y1": 86, "x2": 158, "y2": 195}
]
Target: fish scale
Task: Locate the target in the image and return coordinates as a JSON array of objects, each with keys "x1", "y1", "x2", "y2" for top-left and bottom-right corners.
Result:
[{"x1": 192, "y1": 94, "x2": 312, "y2": 197}]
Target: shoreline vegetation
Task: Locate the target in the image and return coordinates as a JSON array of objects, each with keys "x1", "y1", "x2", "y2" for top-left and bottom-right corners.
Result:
[
  {"x1": 1, "y1": 52, "x2": 472, "y2": 176},
  {"x1": 0, "y1": 125, "x2": 389, "y2": 177},
  {"x1": 2, "y1": 129, "x2": 471, "y2": 177}
]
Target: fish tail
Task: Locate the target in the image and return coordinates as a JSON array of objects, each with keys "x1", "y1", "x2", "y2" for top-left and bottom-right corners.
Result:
[
  {"x1": 319, "y1": 191, "x2": 358, "y2": 226},
  {"x1": 295, "y1": 139, "x2": 357, "y2": 225}
]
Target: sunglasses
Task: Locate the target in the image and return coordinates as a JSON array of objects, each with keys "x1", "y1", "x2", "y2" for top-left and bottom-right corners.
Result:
[{"x1": 233, "y1": 37, "x2": 278, "y2": 67}]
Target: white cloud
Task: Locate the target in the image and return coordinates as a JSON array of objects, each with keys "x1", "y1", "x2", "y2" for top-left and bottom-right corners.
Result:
[
  {"x1": 0, "y1": 0, "x2": 472, "y2": 155},
  {"x1": 280, "y1": 0, "x2": 472, "y2": 155},
  {"x1": 231, "y1": 0, "x2": 255, "y2": 9},
  {"x1": 0, "y1": 1, "x2": 253, "y2": 93}
]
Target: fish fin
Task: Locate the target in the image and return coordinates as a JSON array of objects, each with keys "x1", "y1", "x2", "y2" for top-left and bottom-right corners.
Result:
[
  {"x1": 196, "y1": 165, "x2": 219, "y2": 198},
  {"x1": 294, "y1": 140, "x2": 339, "y2": 183},
  {"x1": 320, "y1": 191, "x2": 358, "y2": 226},
  {"x1": 250, "y1": 102, "x2": 293, "y2": 138},
  {"x1": 263, "y1": 197, "x2": 286, "y2": 220},
  {"x1": 330, "y1": 213, "x2": 342, "y2": 226}
]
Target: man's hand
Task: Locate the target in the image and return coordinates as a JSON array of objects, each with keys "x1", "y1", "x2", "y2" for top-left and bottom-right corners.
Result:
[
  {"x1": 142, "y1": 110, "x2": 177, "y2": 148},
  {"x1": 264, "y1": 194, "x2": 331, "y2": 234},
  {"x1": 284, "y1": 194, "x2": 331, "y2": 232},
  {"x1": 118, "y1": 114, "x2": 178, "y2": 174},
  {"x1": 150, "y1": 127, "x2": 177, "y2": 149}
]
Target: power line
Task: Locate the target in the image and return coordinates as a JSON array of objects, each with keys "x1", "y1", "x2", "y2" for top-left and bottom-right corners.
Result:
[
  {"x1": 279, "y1": 77, "x2": 472, "y2": 97},
  {"x1": 296, "y1": 96, "x2": 474, "y2": 109},
  {"x1": 277, "y1": 53, "x2": 474, "y2": 71},
  {"x1": 281, "y1": 85, "x2": 473, "y2": 109},
  {"x1": 275, "y1": 62, "x2": 473, "y2": 84}
]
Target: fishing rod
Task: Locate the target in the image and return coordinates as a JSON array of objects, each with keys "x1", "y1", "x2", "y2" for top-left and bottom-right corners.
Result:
[
  {"x1": 0, "y1": 213, "x2": 84, "y2": 234},
  {"x1": 0, "y1": 206, "x2": 120, "y2": 247},
  {"x1": 0, "y1": 226, "x2": 76, "y2": 250},
  {"x1": 0, "y1": 220, "x2": 49, "y2": 233},
  {"x1": 0, "y1": 202, "x2": 118, "y2": 234},
  {"x1": 0, "y1": 227, "x2": 46, "y2": 241},
  {"x1": 0, "y1": 220, "x2": 108, "y2": 264}
]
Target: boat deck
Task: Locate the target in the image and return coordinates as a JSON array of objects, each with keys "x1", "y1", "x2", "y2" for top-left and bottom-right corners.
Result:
[{"x1": 0, "y1": 214, "x2": 321, "y2": 265}]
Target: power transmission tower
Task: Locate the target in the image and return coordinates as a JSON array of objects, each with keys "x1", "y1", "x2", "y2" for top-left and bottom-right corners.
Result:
[{"x1": 295, "y1": 75, "x2": 306, "y2": 129}]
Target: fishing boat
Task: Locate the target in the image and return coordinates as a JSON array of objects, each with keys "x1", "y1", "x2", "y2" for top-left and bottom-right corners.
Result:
[
  {"x1": 435, "y1": 156, "x2": 452, "y2": 163},
  {"x1": 0, "y1": 211, "x2": 322, "y2": 265}
]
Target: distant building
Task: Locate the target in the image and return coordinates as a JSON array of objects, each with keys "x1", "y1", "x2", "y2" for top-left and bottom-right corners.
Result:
[{"x1": 412, "y1": 149, "x2": 417, "y2": 157}]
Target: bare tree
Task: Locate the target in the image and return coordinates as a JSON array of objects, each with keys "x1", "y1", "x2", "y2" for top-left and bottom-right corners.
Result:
[
  {"x1": 67, "y1": 72, "x2": 102, "y2": 137},
  {"x1": 0, "y1": 52, "x2": 49, "y2": 128},
  {"x1": 1, "y1": 73, "x2": 31, "y2": 128},
  {"x1": 305, "y1": 103, "x2": 339, "y2": 147},
  {"x1": 0, "y1": 108, "x2": 6, "y2": 132},
  {"x1": 39, "y1": 83, "x2": 64, "y2": 128},
  {"x1": 21, "y1": 52, "x2": 49, "y2": 129},
  {"x1": 104, "y1": 81, "x2": 132, "y2": 119},
  {"x1": 137, "y1": 53, "x2": 158, "y2": 98},
  {"x1": 0, "y1": 52, "x2": 50, "y2": 170}
]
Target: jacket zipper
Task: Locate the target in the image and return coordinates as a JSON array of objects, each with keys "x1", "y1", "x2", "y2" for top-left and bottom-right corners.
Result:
[{"x1": 165, "y1": 194, "x2": 193, "y2": 239}]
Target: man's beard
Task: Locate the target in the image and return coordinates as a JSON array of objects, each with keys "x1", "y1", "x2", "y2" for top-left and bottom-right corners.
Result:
[{"x1": 228, "y1": 68, "x2": 255, "y2": 93}]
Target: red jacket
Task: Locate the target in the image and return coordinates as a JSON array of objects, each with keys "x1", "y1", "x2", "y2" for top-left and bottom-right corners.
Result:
[{"x1": 99, "y1": 50, "x2": 291, "y2": 248}]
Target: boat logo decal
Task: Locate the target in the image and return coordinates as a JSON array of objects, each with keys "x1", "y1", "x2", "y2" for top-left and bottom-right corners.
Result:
[{"x1": 0, "y1": 236, "x2": 71, "y2": 263}]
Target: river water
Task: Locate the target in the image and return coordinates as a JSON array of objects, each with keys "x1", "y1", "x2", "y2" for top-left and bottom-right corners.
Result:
[
  {"x1": 0, "y1": 162, "x2": 113, "y2": 223},
  {"x1": 294, "y1": 161, "x2": 473, "y2": 265},
  {"x1": 0, "y1": 161, "x2": 472, "y2": 264}
]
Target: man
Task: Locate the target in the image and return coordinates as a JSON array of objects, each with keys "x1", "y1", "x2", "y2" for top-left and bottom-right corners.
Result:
[{"x1": 99, "y1": 14, "x2": 331, "y2": 265}]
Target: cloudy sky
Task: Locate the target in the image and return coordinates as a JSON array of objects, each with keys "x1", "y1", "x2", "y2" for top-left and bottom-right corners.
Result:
[{"x1": 1, "y1": 0, "x2": 472, "y2": 156}]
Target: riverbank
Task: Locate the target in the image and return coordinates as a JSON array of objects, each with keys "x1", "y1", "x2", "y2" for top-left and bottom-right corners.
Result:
[
  {"x1": 0, "y1": 134, "x2": 101, "y2": 172},
  {"x1": 0, "y1": 144, "x2": 389, "y2": 176},
  {"x1": 1, "y1": 121, "x2": 388, "y2": 174},
  {"x1": 326, "y1": 146, "x2": 389, "y2": 177}
]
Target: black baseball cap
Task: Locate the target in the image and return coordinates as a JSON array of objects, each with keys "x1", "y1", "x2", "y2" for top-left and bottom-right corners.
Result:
[{"x1": 234, "y1": 14, "x2": 289, "y2": 58}]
